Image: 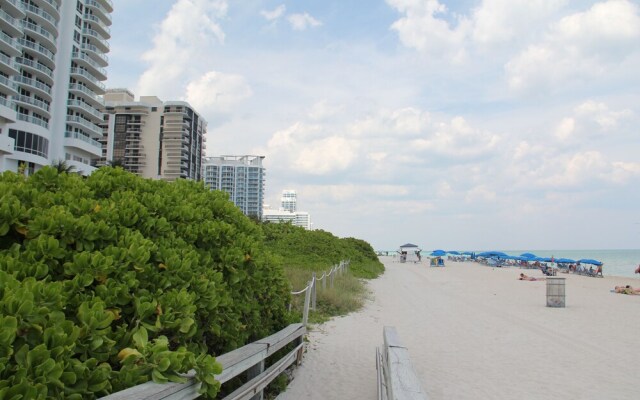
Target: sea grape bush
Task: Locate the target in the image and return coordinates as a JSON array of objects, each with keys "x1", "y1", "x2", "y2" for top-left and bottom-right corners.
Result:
[
  {"x1": 0, "y1": 167, "x2": 291, "y2": 399},
  {"x1": 261, "y1": 223, "x2": 384, "y2": 278}
]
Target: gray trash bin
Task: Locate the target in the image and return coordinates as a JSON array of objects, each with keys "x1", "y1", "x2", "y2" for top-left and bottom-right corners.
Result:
[{"x1": 546, "y1": 277, "x2": 566, "y2": 308}]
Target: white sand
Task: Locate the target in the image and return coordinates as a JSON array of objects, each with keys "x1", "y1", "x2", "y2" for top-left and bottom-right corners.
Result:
[{"x1": 277, "y1": 257, "x2": 640, "y2": 400}]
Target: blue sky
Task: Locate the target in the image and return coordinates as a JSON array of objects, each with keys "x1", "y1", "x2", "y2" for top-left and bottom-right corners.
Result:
[{"x1": 106, "y1": 0, "x2": 640, "y2": 250}]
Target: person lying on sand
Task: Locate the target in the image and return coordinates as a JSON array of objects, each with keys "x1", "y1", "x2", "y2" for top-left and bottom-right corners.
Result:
[
  {"x1": 519, "y1": 273, "x2": 545, "y2": 281},
  {"x1": 614, "y1": 285, "x2": 640, "y2": 295}
]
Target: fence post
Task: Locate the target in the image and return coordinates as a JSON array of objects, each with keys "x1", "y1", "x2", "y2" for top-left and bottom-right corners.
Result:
[
  {"x1": 247, "y1": 360, "x2": 265, "y2": 400},
  {"x1": 330, "y1": 268, "x2": 334, "y2": 288},
  {"x1": 322, "y1": 272, "x2": 326, "y2": 290},
  {"x1": 302, "y1": 282, "x2": 311, "y2": 326},
  {"x1": 312, "y1": 273, "x2": 316, "y2": 311}
]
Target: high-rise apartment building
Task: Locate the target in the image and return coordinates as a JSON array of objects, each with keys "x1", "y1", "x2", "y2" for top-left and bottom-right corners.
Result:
[
  {"x1": 203, "y1": 155, "x2": 265, "y2": 218},
  {"x1": 100, "y1": 89, "x2": 206, "y2": 181},
  {"x1": 280, "y1": 189, "x2": 297, "y2": 212},
  {"x1": 0, "y1": 0, "x2": 112, "y2": 175}
]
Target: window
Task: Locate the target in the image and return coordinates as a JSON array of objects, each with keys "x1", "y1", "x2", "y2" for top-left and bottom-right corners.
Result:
[{"x1": 8, "y1": 129, "x2": 49, "y2": 158}]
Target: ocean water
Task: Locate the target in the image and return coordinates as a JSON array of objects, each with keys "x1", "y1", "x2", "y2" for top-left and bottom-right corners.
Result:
[{"x1": 503, "y1": 249, "x2": 640, "y2": 278}]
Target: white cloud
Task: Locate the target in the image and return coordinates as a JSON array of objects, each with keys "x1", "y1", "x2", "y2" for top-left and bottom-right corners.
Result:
[
  {"x1": 574, "y1": 100, "x2": 633, "y2": 130},
  {"x1": 412, "y1": 116, "x2": 500, "y2": 158},
  {"x1": 537, "y1": 151, "x2": 608, "y2": 187},
  {"x1": 387, "y1": 0, "x2": 468, "y2": 62},
  {"x1": 184, "y1": 71, "x2": 252, "y2": 112},
  {"x1": 349, "y1": 107, "x2": 430, "y2": 138},
  {"x1": 555, "y1": 117, "x2": 575, "y2": 140},
  {"x1": 505, "y1": 0, "x2": 640, "y2": 94},
  {"x1": 136, "y1": 0, "x2": 228, "y2": 99},
  {"x1": 261, "y1": 4, "x2": 286, "y2": 21},
  {"x1": 465, "y1": 185, "x2": 497, "y2": 203},
  {"x1": 288, "y1": 13, "x2": 322, "y2": 31}
]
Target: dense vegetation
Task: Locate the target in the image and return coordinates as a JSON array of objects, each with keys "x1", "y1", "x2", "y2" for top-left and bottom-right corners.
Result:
[
  {"x1": 0, "y1": 167, "x2": 291, "y2": 399},
  {"x1": 261, "y1": 223, "x2": 384, "y2": 279},
  {"x1": 0, "y1": 167, "x2": 383, "y2": 399},
  {"x1": 261, "y1": 223, "x2": 384, "y2": 322}
]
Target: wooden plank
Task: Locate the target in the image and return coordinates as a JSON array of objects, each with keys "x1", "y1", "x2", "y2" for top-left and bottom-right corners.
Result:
[
  {"x1": 215, "y1": 343, "x2": 268, "y2": 384},
  {"x1": 255, "y1": 323, "x2": 305, "y2": 358},
  {"x1": 383, "y1": 326, "x2": 405, "y2": 349},
  {"x1": 382, "y1": 327, "x2": 428, "y2": 400},
  {"x1": 222, "y1": 343, "x2": 303, "y2": 400}
]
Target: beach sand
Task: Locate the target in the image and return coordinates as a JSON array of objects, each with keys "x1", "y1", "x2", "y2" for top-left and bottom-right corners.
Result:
[{"x1": 277, "y1": 257, "x2": 640, "y2": 400}]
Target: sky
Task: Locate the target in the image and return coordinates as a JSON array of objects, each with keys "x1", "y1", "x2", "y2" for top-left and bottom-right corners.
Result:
[{"x1": 106, "y1": 0, "x2": 640, "y2": 251}]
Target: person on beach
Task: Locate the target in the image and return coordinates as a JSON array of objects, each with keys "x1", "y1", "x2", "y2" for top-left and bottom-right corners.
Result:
[
  {"x1": 614, "y1": 285, "x2": 640, "y2": 295},
  {"x1": 635, "y1": 264, "x2": 640, "y2": 274},
  {"x1": 519, "y1": 273, "x2": 545, "y2": 281}
]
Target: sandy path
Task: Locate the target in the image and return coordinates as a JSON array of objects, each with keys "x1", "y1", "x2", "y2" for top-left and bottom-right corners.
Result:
[{"x1": 277, "y1": 257, "x2": 640, "y2": 400}]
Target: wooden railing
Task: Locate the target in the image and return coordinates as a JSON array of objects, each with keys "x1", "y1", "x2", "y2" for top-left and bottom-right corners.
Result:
[
  {"x1": 376, "y1": 326, "x2": 428, "y2": 400},
  {"x1": 290, "y1": 260, "x2": 350, "y2": 325},
  {"x1": 101, "y1": 260, "x2": 350, "y2": 399},
  {"x1": 100, "y1": 323, "x2": 306, "y2": 400}
]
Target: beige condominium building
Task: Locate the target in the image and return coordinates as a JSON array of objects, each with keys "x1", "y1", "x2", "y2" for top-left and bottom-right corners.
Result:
[
  {"x1": 0, "y1": 0, "x2": 112, "y2": 175},
  {"x1": 100, "y1": 89, "x2": 206, "y2": 181}
]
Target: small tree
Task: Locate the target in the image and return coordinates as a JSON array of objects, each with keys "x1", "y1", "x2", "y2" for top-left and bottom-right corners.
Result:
[{"x1": 51, "y1": 159, "x2": 76, "y2": 174}]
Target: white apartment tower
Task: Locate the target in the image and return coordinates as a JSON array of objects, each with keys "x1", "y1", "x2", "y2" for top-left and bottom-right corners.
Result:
[
  {"x1": 203, "y1": 155, "x2": 265, "y2": 218},
  {"x1": 0, "y1": 0, "x2": 112, "y2": 175},
  {"x1": 280, "y1": 189, "x2": 297, "y2": 212},
  {"x1": 100, "y1": 89, "x2": 206, "y2": 181}
]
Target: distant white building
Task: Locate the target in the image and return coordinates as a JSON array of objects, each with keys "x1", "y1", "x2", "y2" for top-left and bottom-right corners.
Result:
[
  {"x1": 281, "y1": 189, "x2": 297, "y2": 212},
  {"x1": 203, "y1": 155, "x2": 265, "y2": 218},
  {"x1": 262, "y1": 189, "x2": 311, "y2": 229}
]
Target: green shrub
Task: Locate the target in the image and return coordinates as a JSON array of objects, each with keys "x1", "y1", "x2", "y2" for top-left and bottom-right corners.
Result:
[{"x1": 0, "y1": 167, "x2": 291, "y2": 399}]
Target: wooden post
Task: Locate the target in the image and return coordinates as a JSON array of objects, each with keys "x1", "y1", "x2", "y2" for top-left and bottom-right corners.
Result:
[
  {"x1": 247, "y1": 360, "x2": 265, "y2": 400},
  {"x1": 311, "y1": 273, "x2": 316, "y2": 311},
  {"x1": 330, "y1": 269, "x2": 334, "y2": 288},
  {"x1": 322, "y1": 272, "x2": 326, "y2": 290},
  {"x1": 302, "y1": 283, "x2": 311, "y2": 325}
]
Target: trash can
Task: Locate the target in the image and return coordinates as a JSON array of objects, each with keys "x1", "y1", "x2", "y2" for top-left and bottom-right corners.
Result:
[{"x1": 546, "y1": 277, "x2": 566, "y2": 308}]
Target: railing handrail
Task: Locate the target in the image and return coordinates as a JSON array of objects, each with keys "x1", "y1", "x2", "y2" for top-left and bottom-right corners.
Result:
[
  {"x1": 378, "y1": 326, "x2": 428, "y2": 400},
  {"x1": 100, "y1": 323, "x2": 306, "y2": 400}
]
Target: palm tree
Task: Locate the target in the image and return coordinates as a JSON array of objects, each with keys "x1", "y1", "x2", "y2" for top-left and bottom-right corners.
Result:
[
  {"x1": 51, "y1": 159, "x2": 76, "y2": 174},
  {"x1": 107, "y1": 158, "x2": 125, "y2": 168}
]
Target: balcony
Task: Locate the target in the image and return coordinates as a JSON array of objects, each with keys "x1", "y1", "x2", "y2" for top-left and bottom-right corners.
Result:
[
  {"x1": 0, "y1": 8, "x2": 22, "y2": 37},
  {"x1": 70, "y1": 67, "x2": 105, "y2": 93},
  {"x1": 20, "y1": 20, "x2": 56, "y2": 52},
  {"x1": 0, "y1": 75, "x2": 18, "y2": 96},
  {"x1": 36, "y1": 0, "x2": 60, "y2": 20},
  {"x1": 68, "y1": 83, "x2": 104, "y2": 109},
  {"x1": 16, "y1": 112, "x2": 49, "y2": 129},
  {"x1": 95, "y1": 0, "x2": 114, "y2": 13},
  {"x1": 24, "y1": 3, "x2": 58, "y2": 34},
  {"x1": 84, "y1": 0, "x2": 112, "y2": 25},
  {"x1": 83, "y1": 13, "x2": 110, "y2": 39},
  {"x1": 15, "y1": 57, "x2": 53, "y2": 84},
  {"x1": 0, "y1": 32, "x2": 21, "y2": 57},
  {"x1": 3, "y1": 0, "x2": 26, "y2": 19},
  {"x1": 17, "y1": 38, "x2": 56, "y2": 69},
  {"x1": 13, "y1": 75, "x2": 52, "y2": 100},
  {"x1": 64, "y1": 131, "x2": 102, "y2": 157},
  {"x1": 82, "y1": 28, "x2": 109, "y2": 53},
  {"x1": 66, "y1": 115, "x2": 103, "y2": 137},
  {"x1": 13, "y1": 94, "x2": 51, "y2": 117},
  {"x1": 0, "y1": 97, "x2": 17, "y2": 123},
  {"x1": 67, "y1": 99, "x2": 104, "y2": 123},
  {"x1": 81, "y1": 43, "x2": 108, "y2": 67},
  {"x1": 71, "y1": 51, "x2": 107, "y2": 80}
]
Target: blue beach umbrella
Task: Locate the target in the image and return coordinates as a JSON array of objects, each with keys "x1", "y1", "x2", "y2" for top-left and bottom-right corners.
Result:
[
  {"x1": 555, "y1": 258, "x2": 576, "y2": 264},
  {"x1": 431, "y1": 250, "x2": 446, "y2": 256},
  {"x1": 578, "y1": 258, "x2": 603, "y2": 266},
  {"x1": 520, "y1": 253, "x2": 537, "y2": 259},
  {"x1": 448, "y1": 251, "x2": 460, "y2": 255}
]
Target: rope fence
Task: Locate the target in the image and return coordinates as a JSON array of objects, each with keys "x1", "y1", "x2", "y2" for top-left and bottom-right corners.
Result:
[{"x1": 289, "y1": 260, "x2": 350, "y2": 325}]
